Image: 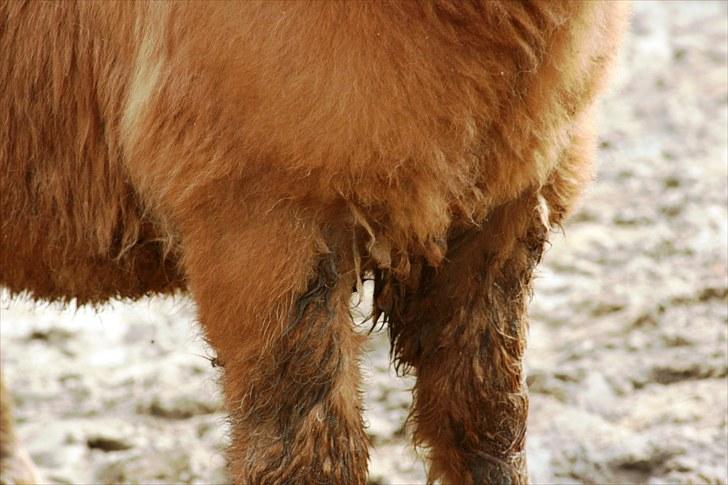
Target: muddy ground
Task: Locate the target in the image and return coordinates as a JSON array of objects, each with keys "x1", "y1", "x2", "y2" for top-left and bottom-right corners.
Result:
[{"x1": 1, "y1": 2, "x2": 726, "y2": 484}]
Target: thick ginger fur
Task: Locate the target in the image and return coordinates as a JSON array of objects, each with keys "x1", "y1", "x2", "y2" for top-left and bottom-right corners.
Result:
[{"x1": 0, "y1": 1, "x2": 628, "y2": 484}]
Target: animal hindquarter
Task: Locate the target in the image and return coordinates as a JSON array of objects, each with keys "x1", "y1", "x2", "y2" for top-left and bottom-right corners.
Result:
[{"x1": 0, "y1": 1, "x2": 628, "y2": 484}]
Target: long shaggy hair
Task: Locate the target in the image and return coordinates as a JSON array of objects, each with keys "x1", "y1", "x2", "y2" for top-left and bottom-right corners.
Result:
[{"x1": 0, "y1": 2, "x2": 629, "y2": 484}]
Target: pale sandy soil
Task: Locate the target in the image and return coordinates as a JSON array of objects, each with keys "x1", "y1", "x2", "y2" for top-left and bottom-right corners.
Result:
[{"x1": 1, "y1": 2, "x2": 726, "y2": 484}]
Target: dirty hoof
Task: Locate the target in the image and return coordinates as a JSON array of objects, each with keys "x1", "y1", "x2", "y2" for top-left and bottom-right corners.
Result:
[{"x1": 0, "y1": 447, "x2": 40, "y2": 485}]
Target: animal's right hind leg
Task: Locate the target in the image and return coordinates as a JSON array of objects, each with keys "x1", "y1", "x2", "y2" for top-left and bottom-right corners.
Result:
[
  {"x1": 0, "y1": 370, "x2": 39, "y2": 485},
  {"x1": 377, "y1": 192, "x2": 551, "y2": 485}
]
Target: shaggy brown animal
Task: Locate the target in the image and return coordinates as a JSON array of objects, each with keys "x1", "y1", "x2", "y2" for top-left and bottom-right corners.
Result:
[{"x1": 0, "y1": 1, "x2": 629, "y2": 484}]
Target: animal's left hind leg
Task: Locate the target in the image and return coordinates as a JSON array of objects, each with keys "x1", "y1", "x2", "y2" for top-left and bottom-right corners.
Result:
[
  {"x1": 379, "y1": 192, "x2": 550, "y2": 485},
  {"x1": 180, "y1": 205, "x2": 369, "y2": 485},
  {"x1": 0, "y1": 370, "x2": 39, "y2": 485}
]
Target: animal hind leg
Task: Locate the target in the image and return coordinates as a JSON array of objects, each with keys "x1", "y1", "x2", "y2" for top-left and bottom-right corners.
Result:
[
  {"x1": 378, "y1": 191, "x2": 550, "y2": 485},
  {"x1": 180, "y1": 205, "x2": 369, "y2": 485}
]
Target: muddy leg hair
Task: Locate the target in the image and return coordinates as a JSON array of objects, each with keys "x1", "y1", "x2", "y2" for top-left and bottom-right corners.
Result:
[
  {"x1": 376, "y1": 191, "x2": 549, "y2": 485},
  {"x1": 181, "y1": 206, "x2": 368, "y2": 485}
]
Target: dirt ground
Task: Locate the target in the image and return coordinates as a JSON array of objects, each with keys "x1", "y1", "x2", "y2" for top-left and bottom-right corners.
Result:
[{"x1": 1, "y1": 2, "x2": 726, "y2": 484}]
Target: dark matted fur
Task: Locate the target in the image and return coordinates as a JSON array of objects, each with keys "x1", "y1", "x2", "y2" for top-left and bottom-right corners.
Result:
[{"x1": 0, "y1": 1, "x2": 629, "y2": 484}]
